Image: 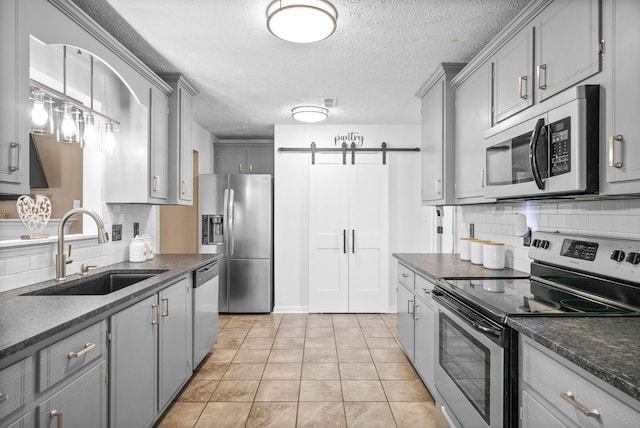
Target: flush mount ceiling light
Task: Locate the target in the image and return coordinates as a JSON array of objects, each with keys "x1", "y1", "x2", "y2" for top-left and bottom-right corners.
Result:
[
  {"x1": 267, "y1": 0, "x2": 337, "y2": 43},
  {"x1": 292, "y1": 105, "x2": 329, "y2": 122}
]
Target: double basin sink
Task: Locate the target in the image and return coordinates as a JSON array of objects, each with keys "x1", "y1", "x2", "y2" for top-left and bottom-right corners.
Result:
[{"x1": 22, "y1": 269, "x2": 167, "y2": 296}]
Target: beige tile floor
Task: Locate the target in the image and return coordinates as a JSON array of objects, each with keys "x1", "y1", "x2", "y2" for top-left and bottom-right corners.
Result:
[{"x1": 156, "y1": 313, "x2": 436, "y2": 428}]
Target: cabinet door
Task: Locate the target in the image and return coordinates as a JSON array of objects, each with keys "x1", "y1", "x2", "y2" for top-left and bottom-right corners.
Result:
[
  {"x1": 521, "y1": 390, "x2": 566, "y2": 428},
  {"x1": 606, "y1": 0, "x2": 640, "y2": 187},
  {"x1": 308, "y1": 155, "x2": 349, "y2": 313},
  {"x1": 421, "y1": 80, "x2": 445, "y2": 203},
  {"x1": 215, "y1": 147, "x2": 246, "y2": 174},
  {"x1": 110, "y1": 295, "x2": 157, "y2": 428},
  {"x1": 179, "y1": 87, "x2": 193, "y2": 202},
  {"x1": 0, "y1": 0, "x2": 29, "y2": 193},
  {"x1": 535, "y1": 0, "x2": 600, "y2": 102},
  {"x1": 348, "y1": 155, "x2": 388, "y2": 313},
  {"x1": 454, "y1": 63, "x2": 493, "y2": 203},
  {"x1": 150, "y1": 88, "x2": 169, "y2": 200},
  {"x1": 493, "y1": 27, "x2": 534, "y2": 123},
  {"x1": 37, "y1": 361, "x2": 107, "y2": 428},
  {"x1": 396, "y1": 283, "x2": 415, "y2": 362},
  {"x1": 246, "y1": 146, "x2": 274, "y2": 174},
  {"x1": 158, "y1": 279, "x2": 190, "y2": 411},
  {"x1": 414, "y1": 288, "x2": 435, "y2": 391}
]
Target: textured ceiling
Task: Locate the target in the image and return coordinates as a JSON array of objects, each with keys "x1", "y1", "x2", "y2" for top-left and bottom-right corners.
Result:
[{"x1": 70, "y1": 0, "x2": 531, "y2": 139}]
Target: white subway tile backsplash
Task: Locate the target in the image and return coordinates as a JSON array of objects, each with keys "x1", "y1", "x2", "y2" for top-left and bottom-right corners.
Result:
[
  {"x1": 577, "y1": 200, "x2": 602, "y2": 212},
  {"x1": 5, "y1": 256, "x2": 31, "y2": 275},
  {"x1": 615, "y1": 216, "x2": 640, "y2": 234},
  {"x1": 588, "y1": 215, "x2": 616, "y2": 232},
  {"x1": 0, "y1": 275, "x2": 18, "y2": 292},
  {"x1": 548, "y1": 214, "x2": 567, "y2": 229}
]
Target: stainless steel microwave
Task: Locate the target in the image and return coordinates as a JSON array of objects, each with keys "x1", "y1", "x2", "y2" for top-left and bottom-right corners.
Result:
[{"x1": 484, "y1": 85, "x2": 599, "y2": 199}]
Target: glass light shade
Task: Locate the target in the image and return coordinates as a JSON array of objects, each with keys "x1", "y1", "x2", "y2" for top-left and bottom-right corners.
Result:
[
  {"x1": 30, "y1": 90, "x2": 54, "y2": 135},
  {"x1": 292, "y1": 105, "x2": 329, "y2": 122},
  {"x1": 55, "y1": 102, "x2": 82, "y2": 143},
  {"x1": 82, "y1": 113, "x2": 99, "y2": 150},
  {"x1": 267, "y1": 0, "x2": 337, "y2": 43},
  {"x1": 103, "y1": 122, "x2": 117, "y2": 155}
]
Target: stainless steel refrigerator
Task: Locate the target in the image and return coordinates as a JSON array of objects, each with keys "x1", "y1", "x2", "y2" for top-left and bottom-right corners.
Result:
[{"x1": 199, "y1": 174, "x2": 273, "y2": 313}]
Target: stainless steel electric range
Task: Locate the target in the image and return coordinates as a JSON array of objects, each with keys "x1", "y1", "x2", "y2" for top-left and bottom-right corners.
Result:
[{"x1": 432, "y1": 231, "x2": 640, "y2": 428}]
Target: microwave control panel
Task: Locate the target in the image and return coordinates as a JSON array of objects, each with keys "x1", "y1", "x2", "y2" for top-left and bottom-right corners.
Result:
[{"x1": 550, "y1": 117, "x2": 571, "y2": 176}]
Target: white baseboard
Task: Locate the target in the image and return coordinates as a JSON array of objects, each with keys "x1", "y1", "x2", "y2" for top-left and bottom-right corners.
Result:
[{"x1": 273, "y1": 306, "x2": 309, "y2": 313}]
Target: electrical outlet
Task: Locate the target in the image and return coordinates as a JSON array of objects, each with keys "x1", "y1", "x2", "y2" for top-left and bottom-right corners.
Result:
[
  {"x1": 133, "y1": 222, "x2": 139, "y2": 237},
  {"x1": 112, "y1": 224, "x2": 122, "y2": 241}
]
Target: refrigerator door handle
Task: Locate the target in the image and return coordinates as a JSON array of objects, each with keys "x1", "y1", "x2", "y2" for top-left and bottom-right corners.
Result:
[
  {"x1": 223, "y1": 188, "x2": 230, "y2": 254},
  {"x1": 228, "y1": 188, "x2": 235, "y2": 256}
]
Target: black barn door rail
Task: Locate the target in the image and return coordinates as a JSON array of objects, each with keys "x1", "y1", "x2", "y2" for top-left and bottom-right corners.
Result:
[{"x1": 278, "y1": 142, "x2": 420, "y2": 165}]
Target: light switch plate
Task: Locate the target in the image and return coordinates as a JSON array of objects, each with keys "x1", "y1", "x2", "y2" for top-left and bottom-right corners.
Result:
[
  {"x1": 133, "y1": 222, "x2": 139, "y2": 237},
  {"x1": 112, "y1": 224, "x2": 122, "y2": 241}
]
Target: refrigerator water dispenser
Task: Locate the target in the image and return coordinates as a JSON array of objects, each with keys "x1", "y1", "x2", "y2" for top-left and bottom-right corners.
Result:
[{"x1": 202, "y1": 214, "x2": 224, "y2": 245}]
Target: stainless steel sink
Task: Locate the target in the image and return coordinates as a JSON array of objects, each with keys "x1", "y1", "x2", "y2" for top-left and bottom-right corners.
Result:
[{"x1": 22, "y1": 270, "x2": 167, "y2": 296}]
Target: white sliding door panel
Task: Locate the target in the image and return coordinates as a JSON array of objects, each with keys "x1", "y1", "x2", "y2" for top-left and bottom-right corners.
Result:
[{"x1": 309, "y1": 157, "x2": 349, "y2": 312}]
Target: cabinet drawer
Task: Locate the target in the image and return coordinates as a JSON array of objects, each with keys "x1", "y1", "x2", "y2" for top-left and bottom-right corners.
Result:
[
  {"x1": 398, "y1": 264, "x2": 415, "y2": 290},
  {"x1": 415, "y1": 275, "x2": 434, "y2": 306},
  {"x1": 0, "y1": 357, "x2": 32, "y2": 420},
  {"x1": 521, "y1": 337, "x2": 640, "y2": 428},
  {"x1": 38, "y1": 320, "x2": 107, "y2": 392}
]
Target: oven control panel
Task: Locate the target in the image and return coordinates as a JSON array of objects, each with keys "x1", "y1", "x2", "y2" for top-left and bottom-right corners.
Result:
[{"x1": 530, "y1": 231, "x2": 640, "y2": 283}]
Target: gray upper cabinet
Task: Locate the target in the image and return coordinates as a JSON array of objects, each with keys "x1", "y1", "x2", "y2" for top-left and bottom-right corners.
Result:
[
  {"x1": 602, "y1": 0, "x2": 640, "y2": 193},
  {"x1": 0, "y1": 0, "x2": 29, "y2": 195},
  {"x1": 150, "y1": 87, "x2": 170, "y2": 201},
  {"x1": 214, "y1": 142, "x2": 274, "y2": 175},
  {"x1": 416, "y1": 63, "x2": 465, "y2": 205},
  {"x1": 492, "y1": 27, "x2": 534, "y2": 123},
  {"x1": 164, "y1": 75, "x2": 197, "y2": 204},
  {"x1": 535, "y1": 0, "x2": 601, "y2": 102},
  {"x1": 453, "y1": 62, "x2": 494, "y2": 204}
]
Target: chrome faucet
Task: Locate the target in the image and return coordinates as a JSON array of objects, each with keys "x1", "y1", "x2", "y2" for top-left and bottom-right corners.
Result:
[{"x1": 56, "y1": 208, "x2": 109, "y2": 281}]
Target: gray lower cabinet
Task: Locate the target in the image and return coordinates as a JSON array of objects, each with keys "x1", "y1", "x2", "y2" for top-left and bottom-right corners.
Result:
[
  {"x1": 110, "y1": 277, "x2": 191, "y2": 427},
  {"x1": 397, "y1": 282, "x2": 415, "y2": 362},
  {"x1": 413, "y1": 277, "x2": 436, "y2": 393},
  {"x1": 4, "y1": 414, "x2": 32, "y2": 428},
  {"x1": 37, "y1": 361, "x2": 107, "y2": 428}
]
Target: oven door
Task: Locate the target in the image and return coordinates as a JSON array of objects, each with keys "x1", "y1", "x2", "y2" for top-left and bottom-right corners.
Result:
[{"x1": 433, "y1": 291, "x2": 506, "y2": 428}]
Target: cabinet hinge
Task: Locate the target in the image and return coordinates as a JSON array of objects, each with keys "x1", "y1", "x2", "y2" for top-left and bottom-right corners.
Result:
[
  {"x1": 107, "y1": 331, "x2": 112, "y2": 342},
  {"x1": 187, "y1": 360, "x2": 191, "y2": 368},
  {"x1": 598, "y1": 40, "x2": 606, "y2": 56}
]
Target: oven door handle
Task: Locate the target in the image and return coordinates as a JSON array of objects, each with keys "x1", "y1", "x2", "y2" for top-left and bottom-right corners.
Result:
[
  {"x1": 529, "y1": 118, "x2": 546, "y2": 190},
  {"x1": 433, "y1": 292, "x2": 503, "y2": 339}
]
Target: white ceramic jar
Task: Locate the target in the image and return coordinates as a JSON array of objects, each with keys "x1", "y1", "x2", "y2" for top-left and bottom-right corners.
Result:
[
  {"x1": 483, "y1": 242, "x2": 506, "y2": 270},
  {"x1": 129, "y1": 235, "x2": 147, "y2": 262},
  {"x1": 459, "y1": 238, "x2": 473, "y2": 261},
  {"x1": 141, "y1": 234, "x2": 154, "y2": 260},
  {"x1": 470, "y1": 240, "x2": 490, "y2": 265}
]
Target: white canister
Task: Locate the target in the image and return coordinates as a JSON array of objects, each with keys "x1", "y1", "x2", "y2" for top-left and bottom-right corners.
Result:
[
  {"x1": 129, "y1": 235, "x2": 147, "y2": 263},
  {"x1": 142, "y1": 234, "x2": 154, "y2": 260},
  {"x1": 483, "y1": 242, "x2": 506, "y2": 270},
  {"x1": 470, "y1": 240, "x2": 490, "y2": 265},
  {"x1": 459, "y1": 238, "x2": 473, "y2": 261}
]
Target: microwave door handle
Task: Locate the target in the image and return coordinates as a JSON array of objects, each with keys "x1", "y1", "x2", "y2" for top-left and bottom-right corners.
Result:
[{"x1": 530, "y1": 118, "x2": 546, "y2": 190}]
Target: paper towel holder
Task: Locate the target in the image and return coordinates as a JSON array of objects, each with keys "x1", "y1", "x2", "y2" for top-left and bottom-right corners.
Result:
[{"x1": 514, "y1": 213, "x2": 532, "y2": 246}]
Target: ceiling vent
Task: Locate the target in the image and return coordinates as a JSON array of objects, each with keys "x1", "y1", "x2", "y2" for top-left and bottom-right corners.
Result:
[{"x1": 321, "y1": 97, "x2": 337, "y2": 108}]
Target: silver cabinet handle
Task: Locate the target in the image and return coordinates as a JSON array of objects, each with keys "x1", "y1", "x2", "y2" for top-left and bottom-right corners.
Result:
[
  {"x1": 519, "y1": 75, "x2": 528, "y2": 99},
  {"x1": 407, "y1": 299, "x2": 414, "y2": 314},
  {"x1": 153, "y1": 175, "x2": 160, "y2": 191},
  {"x1": 608, "y1": 135, "x2": 623, "y2": 168},
  {"x1": 560, "y1": 391, "x2": 600, "y2": 418},
  {"x1": 249, "y1": 164, "x2": 253, "y2": 173},
  {"x1": 536, "y1": 64, "x2": 547, "y2": 90},
  {"x1": 413, "y1": 303, "x2": 419, "y2": 320},
  {"x1": 401, "y1": 273, "x2": 409, "y2": 278},
  {"x1": 152, "y1": 303, "x2": 160, "y2": 325},
  {"x1": 68, "y1": 342, "x2": 96, "y2": 359},
  {"x1": 480, "y1": 169, "x2": 486, "y2": 188},
  {"x1": 239, "y1": 164, "x2": 243, "y2": 173},
  {"x1": 9, "y1": 142, "x2": 20, "y2": 172},
  {"x1": 435, "y1": 178, "x2": 442, "y2": 195},
  {"x1": 351, "y1": 229, "x2": 355, "y2": 254},
  {"x1": 162, "y1": 297, "x2": 169, "y2": 317},
  {"x1": 181, "y1": 179, "x2": 188, "y2": 195},
  {"x1": 421, "y1": 287, "x2": 431, "y2": 294},
  {"x1": 0, "y1": 393, "x2": 7, "y2": 402},
  {"x1": 51, "y1": 409, "x2": 63, "y2": 428},
  {"x1": 343, "y1": 230, "x2": 347, "y2": 254}
]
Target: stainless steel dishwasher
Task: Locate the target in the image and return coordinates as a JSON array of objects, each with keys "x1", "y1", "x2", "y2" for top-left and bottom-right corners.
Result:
[{"x1": 193, "y1": 260, "x2": 219, "y2": 367}]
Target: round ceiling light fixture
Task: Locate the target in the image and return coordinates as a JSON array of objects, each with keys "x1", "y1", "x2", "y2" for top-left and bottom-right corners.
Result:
[
  {"x1": 267, "y1": 0, "x2": 338, "y2": 43},
  {"x1": 291, "y1": 105, "x2": 329, "y2": 122}
]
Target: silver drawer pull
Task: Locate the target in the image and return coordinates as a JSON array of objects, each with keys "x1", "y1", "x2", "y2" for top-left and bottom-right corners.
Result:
[
  {"x1": 51, "y1": 409, "x2": 63, "y2": 428},
  {"x1": 0, "y1": 393, "x2": 7, "y2": 402},
  {"x1": 162, "y1": 297, "x2": 169, "y2": 317},
  {"x1": 68, "y1": 342, "x2": 96, "y2": 359},
  {"x1": 560, "y1": 391, "x2": 600, "y2": 418},
  {"x1": 401, "y1": 273, "x2": 409, "y2": 278},
  {"x1": 421, "y1": 287, "x2": 431, "y2": 294}
]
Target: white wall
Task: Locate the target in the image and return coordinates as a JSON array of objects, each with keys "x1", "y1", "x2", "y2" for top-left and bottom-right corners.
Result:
[
  {"x1": 192, "y1": 122, "x2": 214, "y2": 174},
  {"x1": 456, "y1": 199, "x2": 640, "y2": 273},
  {"x1": 274, "y1": 124, "x2": 426, "y2": 313}
]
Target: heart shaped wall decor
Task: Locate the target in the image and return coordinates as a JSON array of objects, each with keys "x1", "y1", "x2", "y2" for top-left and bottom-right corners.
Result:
[{"x1": 16, "y1": 194, "x2": 52, "y2": 238}]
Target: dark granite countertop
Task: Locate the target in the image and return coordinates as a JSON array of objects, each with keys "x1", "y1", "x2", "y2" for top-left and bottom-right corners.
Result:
[
  {"x1": 392, "y1": 253, "x2": 528, "y2": 281},
  {"x1": 508, "y1": 317, "x2": 640, "y2": 402},
  {"x1": 0, "y1": 254, "x2": 220, "y2": 364}
]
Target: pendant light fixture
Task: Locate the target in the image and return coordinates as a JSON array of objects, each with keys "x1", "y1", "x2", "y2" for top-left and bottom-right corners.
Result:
[
  {"x1": 30, "y1": 89, "x2": 54, "y2": 135},
  {"x1": 103, "y1": 121, "x2": 117, "y2": 155},
  {"x1": 292, "y1": 105, "x2": 329, "y2": 122},
  {"x1": 55, "y1": 46, "x2": 82, "y2": 144},
  {"x1": 82, "y1": 55, "x2": 98, "y2": 150},
  {"x1": 267, "y1": 0, "x2": 337, "y2": 43}
]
